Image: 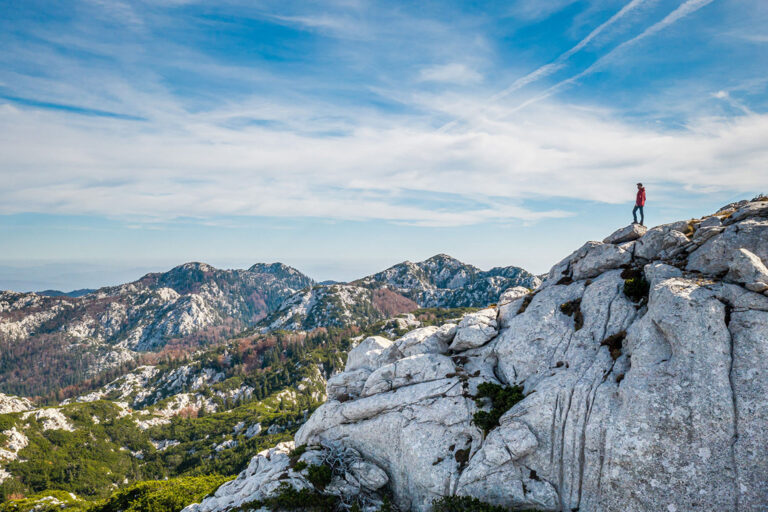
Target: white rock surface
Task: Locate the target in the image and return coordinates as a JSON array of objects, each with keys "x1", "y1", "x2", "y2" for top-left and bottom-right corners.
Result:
[
  {"x1": 449, "y1": 308, "x2": 498, "y2": 351},
  {"x1": 725, "y1": 248, "x2": 768, "y2": 292},
  {"x1": 0, "y1": 393, "x2": 32, "y2": 414},
  {"x1": 0, "y1": 427, "x2": 29, "y2": 461},
  {"x1": 643, "y1": 262, "x2": 683, "y2": 285},
  {"x1": 395, "y1": 324, "x2": 457, "y2": 357},
  {"x1": 244, "y1": 423, "x2": 262, "y2": 439},
  {"x1": 687, "y1": 219, "x2": 768, "y2": 275},
  {"x1": 498, "y1": 286, "x2": 530, "y2": 304},
  {"x1": 346, "y1": 336, "x2": 396, "y2": 371},
  {"x1": 22, "y1": 408, "x2": 74, "y2": 431},
  {"x1": 603, "y1": 223, "x2": 647, "y2": 244},
  {"x1": 327, "y1": 368, "x2": 372, "y2": 401},
  {"x1": 361, "y1": 354, "x2": 456, "y2": 396}
]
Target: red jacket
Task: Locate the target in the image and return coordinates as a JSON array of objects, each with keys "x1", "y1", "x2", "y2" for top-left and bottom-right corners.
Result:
[{"x1": 636, "y1": 187, "x2": 646, "y2": 206}]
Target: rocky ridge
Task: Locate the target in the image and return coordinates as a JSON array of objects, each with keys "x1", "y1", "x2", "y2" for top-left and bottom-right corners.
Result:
[
  {"x1": 261, "y1": 255, "x2": 539, "y2": 332},
  {"x1": 0, "y1": 262, "x2": 314, "y2": 351},
  {"x1": 0, "y1": 262, "x2": 315, "y2": 396},
  {"x1": 355, "y1": 254, "x2": 541, "y2": 308},
  {"x1": 186, "y1": 198, "x2": 768, "y2": 511}
]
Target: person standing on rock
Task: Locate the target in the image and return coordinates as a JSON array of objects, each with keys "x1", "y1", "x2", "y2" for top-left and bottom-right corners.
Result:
[{"x1": 633, "y1": 183, "x2": 646, "y2": 226}]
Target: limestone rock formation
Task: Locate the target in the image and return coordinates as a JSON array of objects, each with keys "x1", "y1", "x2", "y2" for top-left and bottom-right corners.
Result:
[
  {"x1": 185, "y1": 198, "x2": 768, "y2": 512},
  {"x1": 185, "y1": 441, "x2": 391, "y2": 512},
  {"x1": 603, "y1": 223, "x2": 647, "y2": 244}
]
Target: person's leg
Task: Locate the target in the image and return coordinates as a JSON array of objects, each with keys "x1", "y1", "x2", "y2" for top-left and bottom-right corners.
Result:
[
  {"x1": 633, "y1": 205, "x2": 639, "y2": 223},
  {"x1": 639, "y1": 206, "x2": 644, "y2": 226}
]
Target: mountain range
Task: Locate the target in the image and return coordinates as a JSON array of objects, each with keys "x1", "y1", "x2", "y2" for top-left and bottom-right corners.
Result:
[{"x1": 0, "y1": 255, "x2": 538, "y2": 398}]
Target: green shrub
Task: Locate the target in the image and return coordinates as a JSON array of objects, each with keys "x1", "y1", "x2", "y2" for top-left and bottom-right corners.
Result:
[
  {"x1": 289, "y1": 444, "x2": 307, "y2": 459},
  {"x1": 623, "y1": 276, "x2": 650, "y2": 303},
  {"x1": 93, "y1": 475, "x2": 229, "y2": 512},
  {"x1": 432, "y1": 495, "x2": 509, "y2": 512},
  {"x1": 472, "y1": 382, "x2": 525, "y2": 435},
  {"x1": 234, "y1": 483, "x2": 337, "y2": 512},
  {"x1": 306, "y1": 464, "x2": 333, "y2": 489},
  {"x1": 0, "y1": 414, "x2": 17, "y2": 432},
  {"x1": 293, "y1": 460, "x2": 308, "y2": 471},
  {"x1": 0, "y1": 490, "x2": 92, "y2": 512}
]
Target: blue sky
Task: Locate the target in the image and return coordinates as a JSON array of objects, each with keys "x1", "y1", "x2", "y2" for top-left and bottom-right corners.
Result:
[{"x1": 1, "y1": 0, "x2": 767, "y2": 291}]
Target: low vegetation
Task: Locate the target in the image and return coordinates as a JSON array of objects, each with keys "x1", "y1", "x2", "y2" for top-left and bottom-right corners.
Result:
[
  {"x1": 0, "y1": 476, "x2": 227, "y2": 512},
  {"x1": 93, "y1": 475, "x2": 229, "y2": 512},
  {"x1": 471, "y1": 383, "x2": 525, "y2": 435},
  {"x1": 305, "y1": 464, "x2": 333, "y2": 489},
  {"x1": 432, "y1": 495, "x2": 540, "y2": 512},
  {"x1": 621, "y1": 268, "x2": 650, "y2": 303}
]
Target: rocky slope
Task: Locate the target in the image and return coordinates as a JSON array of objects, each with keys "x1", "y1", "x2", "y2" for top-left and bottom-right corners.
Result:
[
  {"x1": 1, "y1": 256, "x2": 533, "y2": 398},
  {"x1": 1, "y1": 262, "x2": 313, "y2": 350},
  {"x1": 355, "y1": 254, "x2": 540, "y2": 308},
  {"x1": 0, "y1": 324, "x2": 338, "y2": 497},
  {"x1": 186, "y1": 198, "x2": 768, "y2": 511},
  {"x1": 261, "y1": 255, "x2": 539, "y2": 332},
  {"x1": 0, "y1": 262, "x2": 314, "y2": 396}
]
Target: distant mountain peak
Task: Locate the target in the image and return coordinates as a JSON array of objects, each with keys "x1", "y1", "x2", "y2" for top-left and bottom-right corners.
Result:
[
  {"x1": 423, "y1": 253, "x2": 461, "y2": 263},
  {"x1": 174, "y1": 262, "x2": 215, "y2": 272}
]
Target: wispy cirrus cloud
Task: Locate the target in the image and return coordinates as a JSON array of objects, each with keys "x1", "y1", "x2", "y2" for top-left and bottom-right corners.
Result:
[
  {"x1": 0, "y1": 0, "x2": 765, "y2": 232},
  {"x1": 418, "y1": 63, "x2": 483, "y2": 85},
  {"x1": 504, "y1": 0, "x2": 719, "y2": 114}
]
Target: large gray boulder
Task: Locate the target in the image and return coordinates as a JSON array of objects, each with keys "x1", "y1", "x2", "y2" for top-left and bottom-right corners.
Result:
[
  {"x1": 327, "y1": 368, "x2": 372, "y2": 401},
  {"x1": 395, "y1": 324, "x2": 457, "y2": 357},
  {"x1": 542, "y1": 241, "x2": 633, "y2": 286},
  {"x1": 346, "y1": 336, "x2": 397, "y2": 371},
  {"x1": 687, "y1": 219, "x2": 768, "y2": 275},
  {"x1": 603, "y1": 223, "x2": 647, "y2": 244},
  {"x1": 296, "y1": 378, "x2": 481, "y2": 511},
  {"x1": 498, "y1": 286, "x2": 531, "y2": 304},
  {"x1": 449, "y1": 308, "x2": 498, "y2": 351},
  {"x1": 725, "y1": 248, "x2": 768, "y2": 293},
  {"x1": 361, "y1": 354, "x2": 456, "y2": 396}
]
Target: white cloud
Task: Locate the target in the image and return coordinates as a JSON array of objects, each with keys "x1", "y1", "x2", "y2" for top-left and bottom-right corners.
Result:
[
  {"x1": 439, "y1": 0, "x2": 648, "y2": 131},
  {"x1": 418, "y1": 63, "x2": 483, "y2": 85},
  {"x1": 1, "y1": 95, "x2": 767, "y2": 227}
]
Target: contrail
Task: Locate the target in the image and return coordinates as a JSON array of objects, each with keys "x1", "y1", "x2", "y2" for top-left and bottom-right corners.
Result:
[
  {"x1": 505, "y1": 0, "x2": 718, "y2": 115},
  {"x1": 487, "y1": 0, "x2": 648, "y2": 104},
  {"x1": 438, "y1": 0, "x2": 648, "y2": 132}
]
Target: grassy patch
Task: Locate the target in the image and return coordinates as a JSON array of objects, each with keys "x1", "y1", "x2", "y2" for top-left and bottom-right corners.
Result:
[{"x1": 471, "y1": 383, "x2": 525, "y2": 435}]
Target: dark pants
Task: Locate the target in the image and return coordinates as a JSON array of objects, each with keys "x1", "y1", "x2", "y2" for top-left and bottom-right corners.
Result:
[{"x1": 633, "y1": 205, "x2": 644, "y2": 225}]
